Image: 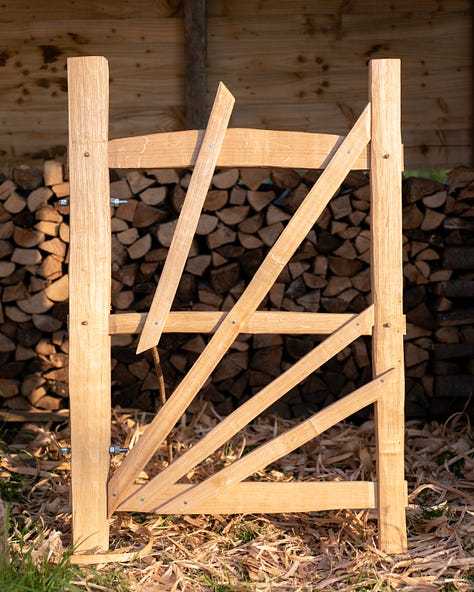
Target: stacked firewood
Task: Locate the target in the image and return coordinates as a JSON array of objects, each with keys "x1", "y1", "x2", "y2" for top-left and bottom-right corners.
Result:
[{"x1": 0, "y1": 161, "x2": 472, "y2": 420}]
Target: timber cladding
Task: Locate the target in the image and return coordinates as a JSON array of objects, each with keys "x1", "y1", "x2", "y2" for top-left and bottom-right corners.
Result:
[{"x1": 0, "y1": 0, "x2": 470, "y2": 169}]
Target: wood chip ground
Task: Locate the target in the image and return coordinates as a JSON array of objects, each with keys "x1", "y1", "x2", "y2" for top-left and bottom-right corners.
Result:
[{"x1": 1, "y1": 404, "x2": 474, "y2": 590}]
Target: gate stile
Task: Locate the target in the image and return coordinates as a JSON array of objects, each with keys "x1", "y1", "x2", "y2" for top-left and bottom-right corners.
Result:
[{"x1": 67, "y1": 57, "x2": 407, "y2": 555}]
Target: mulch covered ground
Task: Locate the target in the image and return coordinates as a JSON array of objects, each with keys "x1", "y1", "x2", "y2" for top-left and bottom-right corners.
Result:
[{"x1": 1, "y1": 402, "x2": 474, "y2": 590}]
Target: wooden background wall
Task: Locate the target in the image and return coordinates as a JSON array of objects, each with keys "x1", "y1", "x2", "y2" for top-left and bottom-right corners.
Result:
[{"x1": 0, "y1": 0, "x2": 470, "y2": 170}]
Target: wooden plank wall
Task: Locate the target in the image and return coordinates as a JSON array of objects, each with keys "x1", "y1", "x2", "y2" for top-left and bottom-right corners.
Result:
[{"x1": 0, "y1": 0, "x2": 469, "y2": 169}]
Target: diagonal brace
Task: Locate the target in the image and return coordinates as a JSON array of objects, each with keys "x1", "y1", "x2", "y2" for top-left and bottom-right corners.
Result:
[
  {"x1": 120, "y1": 306, "x2": 374, "y2": 509},
  {"x1": 137, "y1": 82, "x2": 235, "y2": 354},
  {"x1": 145, "y1": 369, "x2": 396, "y2": 514},
  {"x1": 108, "y1": 104, "x2": 371, "y2": 514}
]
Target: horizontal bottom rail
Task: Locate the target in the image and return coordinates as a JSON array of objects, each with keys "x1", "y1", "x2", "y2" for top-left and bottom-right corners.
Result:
[{"x1": 115, "y1": 481, "x2": 407, "y2": 514}]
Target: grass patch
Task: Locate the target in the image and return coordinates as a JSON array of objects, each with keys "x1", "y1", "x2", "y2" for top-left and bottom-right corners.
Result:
[
  {"x1": 0, "y1": 506, "x2": 129, "y2": 592},
  {"x1": 404, "y1": 169, "x2": 450, "y2": 183},
  {"x1": 234, "y1": 522, "x2": 261, "y2": 543},
  {"x1": 0, "y1": 472, "x2": 35, "y2": 504},
  {"x1": 1, "y1": 543, "x2": 81, "y2": 592}
]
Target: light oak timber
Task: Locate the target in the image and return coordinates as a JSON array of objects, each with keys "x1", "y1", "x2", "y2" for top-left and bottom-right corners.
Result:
[
  {"x1": 369, "y1": 60, "x2": 407, "y2": 554},
  {"x1": 109, "y1": 310, "x2": 376, "y2": 335},
  {"x1": 118, "y1": 481, "x2": 381, "y2": 514},
  {"x1": 67, "y1": 56, "x2": 111, "y2": 552},
  {"x1": 117, "y1": 307, "x2": 374, "y2": 510},
  {"x1": 136, "y1": 370, "x2": 395, "y2": 514},
  {"x1": 108, "y1": 128, "x2": 370, "y2": 170},
  {"x1": 137, "y1": 83, "x2": 235, "y2": 354},
  {"x1": 107, "y1": 104, "x2": 371, "y2": 514}
]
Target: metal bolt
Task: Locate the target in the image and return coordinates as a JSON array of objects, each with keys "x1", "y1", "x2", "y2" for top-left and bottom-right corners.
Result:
[
  {"x1": 109, "y1": 445, "x2": 128, "y2": 455},
  {"x1": 383, "y1": 154, "x2": 390, "y2": 159},
  {"x1": 59, "y1": 197, "x2": 128, "y2": 207},
  {"x1": 84, "y1": 151, "x2": 90, "y2": 157}
]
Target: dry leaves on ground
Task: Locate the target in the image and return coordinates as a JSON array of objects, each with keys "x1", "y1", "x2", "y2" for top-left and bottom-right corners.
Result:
[{"x1": 1, "y1": 403, "x2": 473, "y2": 590}]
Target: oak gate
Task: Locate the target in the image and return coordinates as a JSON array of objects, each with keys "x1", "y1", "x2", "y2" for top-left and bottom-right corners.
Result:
[{"x1": 67, "y1": 56, "x2": 407, "y2": 556}]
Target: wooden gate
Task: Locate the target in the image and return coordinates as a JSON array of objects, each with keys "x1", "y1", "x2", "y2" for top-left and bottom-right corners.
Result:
[{"x1": 67, "y1": 57, "x2": 407, "y2": 556}]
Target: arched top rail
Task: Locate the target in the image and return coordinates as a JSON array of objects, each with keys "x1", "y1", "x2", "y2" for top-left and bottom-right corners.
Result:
[{"x1": 108, "y1": 126, "x2": 371, "y2": 170}]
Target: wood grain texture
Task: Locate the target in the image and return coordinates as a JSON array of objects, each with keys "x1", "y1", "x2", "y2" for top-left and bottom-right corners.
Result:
[
  {"x1": 119, "y1": 307, "x2": 374, "y2": 510},
  {"x1": 136, "y1": 82, "x2": 234, "y2": 354},
  {"x1": 0, "y1": 2, "x2": 468, "y2": 168},
  {"x1": 140, "y1": 371, "x2": 395, "y2": 514},
  {"x1": 68, "y1": 56, "x2": 111, "y2": 552},
  {"x1": 184, "y1": 0, "x2": 207, "y2": 128},
  {"x1": 118, "y1": 481, "x2": 380, "y2": 513},
  {"x1": 109, "y1": 311, "x2": 374, "y2": 335},
  {"x1": 107, "y1": 104, "x2": 371, "y2": 514},
  {"x1": 108, "y1": 128, "x2": 370, "y2": 170},
  {"x1": 369, "y1": 59, "x2": 407, "y2": 554}
]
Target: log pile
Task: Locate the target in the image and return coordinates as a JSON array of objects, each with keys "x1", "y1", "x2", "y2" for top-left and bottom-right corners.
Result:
[{"x1": 0, "y1": 161, "x2": 473, "y2": 420}]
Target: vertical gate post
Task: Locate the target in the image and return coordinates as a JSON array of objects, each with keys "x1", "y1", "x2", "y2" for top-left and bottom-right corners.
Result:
[
  {"x1": 369, "y1": 59, "x2": 407, "y2": 553},
  {"x1": 68, "y1": 56, "x2": 111, "y2": 552}
]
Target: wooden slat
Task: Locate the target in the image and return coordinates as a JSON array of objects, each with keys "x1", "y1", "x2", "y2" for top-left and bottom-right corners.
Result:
[
  {"x1": 208, "y1": 0, "x2": 467, "y2": 16},
  {"x1": 107, "y1": 104, "x2": 371, "y2": 515},
  {"x1": 108, "y1": 127, "x2": 370, "y2": 169},
  {"x1": 139, "y1": 371, "x2": 394, "y2": 514},
  {"x1": 0, "y1": 2, "x2": 469, "y2": 169},
  {"x1": 118, "y1": 481, "x2": 379, "y2": 513},
  {"x1": 109, "y1": 311, "x2": 373, "y2": 335},
  {"x1": 136, "y1": 83, "x2": 234, "y2": 354},
  {"x1": 0, "y1": 0, "x2": 183, "y2": 19},
  {"x1": 369, "y1": 59, "x2": 407, "y2": 554},
  {"x1": 117, "y1": 307, "x2": 374, "y2": 510},
  {"x1": 67, "y1": 56, "x2": 111, "y2": 552}
]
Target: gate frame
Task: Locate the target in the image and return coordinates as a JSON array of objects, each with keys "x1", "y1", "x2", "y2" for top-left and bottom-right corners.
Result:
[{"x1": 67, "y1": 57, "x2": 406, "y2": 555}]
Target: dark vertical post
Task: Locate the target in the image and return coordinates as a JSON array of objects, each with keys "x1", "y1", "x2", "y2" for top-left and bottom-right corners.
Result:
[
  {"x1": 184, "y1": 0, "x2": 207, "y2": 129},
  {"x1": 471, "y1": 0, "x2": 474, "y2": 166}
]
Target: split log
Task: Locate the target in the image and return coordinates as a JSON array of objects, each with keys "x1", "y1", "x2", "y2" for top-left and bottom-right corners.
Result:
[{"x1": 0, "y1": 164, "x2": 471, "y2": 421}]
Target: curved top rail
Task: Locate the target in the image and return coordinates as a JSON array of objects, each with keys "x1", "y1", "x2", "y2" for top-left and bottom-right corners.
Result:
[{"x1": 108, "y1": 126, "x2": 370, "y2": 170}]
